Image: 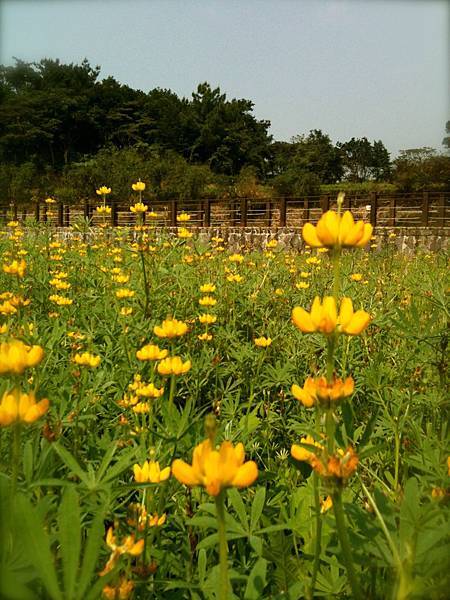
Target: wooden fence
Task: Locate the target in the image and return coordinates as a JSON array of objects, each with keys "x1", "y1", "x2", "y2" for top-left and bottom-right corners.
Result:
[{"x1": 2, "y1": 191, "x2": 449, "y2": 230}]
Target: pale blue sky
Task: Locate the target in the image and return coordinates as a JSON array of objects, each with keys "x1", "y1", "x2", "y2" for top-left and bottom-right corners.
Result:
[{"x1": 0, "y1": 0, "x2": 448, "y2": 157}]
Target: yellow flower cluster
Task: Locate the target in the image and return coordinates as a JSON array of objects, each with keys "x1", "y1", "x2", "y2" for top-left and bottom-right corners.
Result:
[
  {"x1": 0, "y1": 388, "x2": 49, "y2": 426},
  {"x1": 153, "y1": 318, "x2": 188, "y2": 339},
  {"x1": 172, "y1": 439, "x2": 258, "y2": 496},
  {"x1": 292, "y1": 297, "x2": 370, "y2": 336},
  {"x1": 0, "y1": 340, "x2": 44, "y2": 375},
  {"x1": 302, "y1": 208, "x2": 373, "y2": 249}
]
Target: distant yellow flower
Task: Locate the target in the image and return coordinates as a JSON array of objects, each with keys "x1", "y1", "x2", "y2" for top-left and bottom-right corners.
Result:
[
  {"x1": 131, "y1": 180, "x2": 146, "y2": 192},
  {"x1": 198, "y1": 313, "x2": 217, "y2": 324},
  {"x1": 73, "y1": 352, "x2": 101, "y2": 368},
  {"x1": 177, "y1": 213, "x2": 191, "y2": 222},
  {"x1": 153, "y1": 318, "x2": 188, "y2": 338},
  {"x1": 49, "y1": 294, "x2": 73, "y2": 306},
  {"x1": 135, "y1": 383, "x2": 165, "y2": 398},
  {"x1": 3, "y1": 259, "x2": 26, "y2": 277},
  {"x1": 0, "y1": 388, "x2": 49, "y2": 426},
  {"x1": 0, "y1": 340, "x2": 44, "y2": 375},
  {"x1": 292, "y1": 297, "x2": 370, "y2": 336},
  {"x1": 296, "y1": 281, "x2": 310, "y2": 290},
  {"x1": 199, "y1": 296, "x2": 217, "y2": 307},
  {"x1": 320, "y1": 495, "x2": 333, "y2": 513},
  {"x1": 130, "y1": 202, "x2": 148, "y2": 214},
  {"x1": 300, "y1": 272, "x2": 310, "y2": 278},
  {"x1": 115, "y1": 288, "x2": 135, "y2": 300},
  {"x1": 45, "y1": 197, "x2": 56, "y2": 204},
  {"x1": 350, "y1": 273, "x2": 363, "y2": 282},
  {"x1": 148, "y1": 211, "x2": 158, "y2": 219},
  {"x1": 136, "y1": 344, "x2": 168, "y2": 361},
  {"x1": 96, "y1": 186, "x2": 111, "y2": 196},
  {"x1": 96, "y1": 205, "x2": 111, "y2": 215},
  {"x1": 266, "y1": 239, "x2": 278, "y2": 249},
  {"x1": 200, "y1": 283, "x2": 216, "y2": 293},
  {"x1": 291, "y1": 376, "x2": 354, "y2": 408},
  {"x1": 302, "y1": 207, "x2": 372, "y2": 249},
  {"x1": 254, "y1": 336, "x2": 272, "y2": 348},
  {"x1": 275, "y1": 288, "x2": 284, "y2": 296},
  {"x1": 133, "y1": 460, "x2": 171, "y2": 483},
  {"x1": 157, "y1": 356, "x2": 191, "y2": 376},
  {"x1": 172, "y1": 438, "x2": 258, "y2": 496},
  {"x1": 229, "y1": 253, "x2": 244, "y2": 263},
  {"x1": 0, "y1": 301, "x2": 17, "y2": 315},
  {"x1": 197, "y1": 332, "x2": 213, "y2": 341},
  {"x1": 227, "y1": 274, "x2": 244, "y2": 283},
  {"x1": 177, "y1": 227, "x2": 193, "y2": 239}
]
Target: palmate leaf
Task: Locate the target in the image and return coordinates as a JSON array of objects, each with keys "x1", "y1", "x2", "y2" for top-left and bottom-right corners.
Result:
[{"x1": 15, "y1": 494, "x2": 62, "y2": 600}]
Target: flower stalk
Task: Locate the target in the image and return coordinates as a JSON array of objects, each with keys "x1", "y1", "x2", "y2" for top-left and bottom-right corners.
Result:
[{"x1": 215, "y1": 490, "x2": 230, "y2": 600}]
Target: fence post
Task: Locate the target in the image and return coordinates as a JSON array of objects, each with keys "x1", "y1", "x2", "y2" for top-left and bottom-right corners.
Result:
[
  {"x1": 265, "y1": 200, "x2": 272, "y2": 227},
  {"x1": 279, "y1": 197, "x2": 287, "y2": 227},
  {"x1": 35, "y1": 202, "x2": 40, "y2": 222},
  {"x1": 389, "y1": 197, "x2": 396, "y2": 227},
  {"x1": 57, "y1": 203, "x2": 64, "y2": 227},
  {"x1": 203, "y1": 199, "x2": 211, "y2": 227},
  {"x1": 111, "y1": 200, "x2": 118, "y2": 226},
  {"x1": 369, "y1": 192, "x2": 378, "y2": 227},
  {"x1": 65, "y1": 205, "x2": 70, "y2": 227},
  {"x1": 240, "y1": 198, "x2": 248, "y2": 227},
  {"x1": 421, "y1": 191, "x2": 429, "y2": 226},
  {"x1": 438, "y1": 193, "x2": 446, "y2": 227},
  {"x1": 304, "y1": 197, "x2": 310, "y2": 223},
  {"x1": 12, "y1": 203, "x2": 18, "y2": 221},
  {"x1": 170, "y1": 200, "x2": 178, "y2": 226},
  {"x1": 319, "y1": 195, "x2": 329, "y2": 212},
  {"x1": 84, "y1": 199, "x2": 90, "y2": 221}
]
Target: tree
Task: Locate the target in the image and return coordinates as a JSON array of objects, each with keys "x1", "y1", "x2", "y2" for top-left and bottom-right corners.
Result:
[
  {"x1": 442, "y1": 121, "x2": 450, "y2": 151},
  {"x1": 392, "y1": 147, "x2": 450, "y2": 191},
  {"x1": 338, "y1": 137, "x2": 391, "y2": 182}
]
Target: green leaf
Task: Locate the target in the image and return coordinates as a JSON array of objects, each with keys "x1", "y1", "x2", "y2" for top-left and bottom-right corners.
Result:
[
  {"x1": 23, "y1": 440, "x2": 33, "y2": 484},
  {"x1": 52, "y1": 444, "x2": 90, "y2": 487},
  {"x1": 58, "y1": 486, "x2": 81, "y2": 600},
  {"x1": 250, "y1": 487, "x2": 266, "y2": 532},
  {"x1": 244, "y1": 558, "x2": 267, "y2": 599},
  {"x1": 15, "y1": 495, "x2": 62, "y2": 600},
  {"x1": 77, "y1": 507, "x2": 107, "y2": 600},
  {"x1": 198, "y1": 548, "x2": 207, "y2": 584},
  {"x1": 228, "y1": 488, "x2": 249, "y2": 531}
]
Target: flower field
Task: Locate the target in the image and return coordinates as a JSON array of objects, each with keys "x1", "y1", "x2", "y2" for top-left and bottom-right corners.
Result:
[{"x1": 0, "y1": 191, "x2": 448, "y2": 600}]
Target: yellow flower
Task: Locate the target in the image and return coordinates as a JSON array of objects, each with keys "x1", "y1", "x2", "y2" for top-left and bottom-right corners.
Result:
[
  {"x1": 291, "y1": 376, "x2": 354, "y2": 408},
  {"x1": 130, "y1": 202, "x2": 148, "y2": 213},
  {"x1": 198, "y1": 313, "x2": 217, "y2": 324},
  {"x1": 302, "y1": 207, "x2": 372, "y2": 249},
  {"x1": 45, "y1": 197, "x2": 56, "y2": 204},
  {"x1": 172, "y1": 438, "x2": 258, "y2": 496},
  {"x1": 300, "y1": 271, "x2": 310, "y2": 278},
  {"x1": 197, "y1": 332, "x2": 213, "y2": 341},
  {"x1": 72, "y1": 352, "x2": 101, "y2": 368},
  {"x1": 96, "y1": 205, "x2": 111, "y2": 214},
  {"x1": 320, "y1": 495, "x2": 333, "y2": 513},
  {"x1": 148, "y1": 211, "x2": 158, "y2": 219},
  {"x1": 200, "y1": 283, "x2": 216, "y2": 293},
  {"x1": 136, "y1": 344, "x2": 168, "y2": 361},
  {"x1": 153, "y1": 318, "x2": 188, "y2": 338},
  {"x1": 177, "y1": 213, "x2": 191, "y2": 222},
  {"x1": 266, "y1": 239, "x2": 278, "y2": 249},
  {"x1": 350, "y1": 273, "x2": 363, "y2": 282},
  {"x1": 157, "y1": 356, "x2": 191, "y2": 376},
  {"x1": 177, "y1": 227, "x2": 193, "y2": 239},
  {"x1": 133, "y1": 460, "x2": 171, "y2": 483},
  {"x1": 115, "y1": 288, "x2": 135, "y2": 300},
  {"x1": 49, "y1": 294, "x2": 73, "y2": 306},
  {"x1": 0, "y1": 388, "x2": 49, "y2": 426},
  {"x1": 292, "y1": 296, "x2": 370, "y2": 336},
  {"x1": 254, "y1": 336, "x2": 272, "y2": 348},
  {"x1": 291, "y1": 435, "x2": 324, "y2": 462},
  {"x1": 295, "y1": 281, "x2": 310, "y2": 290},
  {"x1": 96, "y1": 186, "x2": 111, "y2": 195},
  {"x1": 100, "y1": 527, "x2": 144, "y2": 576},
  {"x1": 0, "y1": 301, "x2": 17, "y2": 315},
  {"x1": 227, "y1": 274, "x2": 244, "y2": 283},
  {"x1": 228, "y1": 253, "x2": 244, "y2": 263},
  {"x1": 0, "y1": 340, "x2": 44, "y2": 375},
  {"x1": 132, "y1": 180, "x2": 146, "y2": 192},
  {"x1": 275, "y1": 288, "x2": 284, "y2": 296},
  {"x1": 199, "y1": 296, "x2": 217, "y2": 307},
  {"x1": 3, "y1": 259, "x2": 26, "y2": 277},
  {"x1": 136, "y1": 383, "x2": 165, "y2": 398}
]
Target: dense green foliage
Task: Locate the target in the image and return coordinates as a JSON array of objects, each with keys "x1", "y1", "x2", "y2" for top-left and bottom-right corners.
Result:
[
  {"x1": 1, "y1": 58, "x2": 448, "y2": 205},
  {"x1": 0, "y1": 218, "x2": 448, "y2": 599}
]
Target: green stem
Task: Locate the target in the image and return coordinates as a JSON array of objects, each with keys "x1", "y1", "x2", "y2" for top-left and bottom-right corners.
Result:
[
  {"x1": 332, "y1": 491, "x2": 363, "y2": 600},
  {"x1": 11, "y1": 424, "x2": 21, "y2": 496},
  {"x1": 215, "y1": 491, "x2": 230, "y2": 600},
  {"x1": 168, "y1": 375, "x2": 177, "y2": 408},
  {"x1": 326, "y1": 335, "x2": 336, "y2": 383}
]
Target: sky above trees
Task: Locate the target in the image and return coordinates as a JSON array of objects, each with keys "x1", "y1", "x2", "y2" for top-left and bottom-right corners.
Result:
[{"x1": 0, "y1": 0, "x2": 448, "y2": 157}]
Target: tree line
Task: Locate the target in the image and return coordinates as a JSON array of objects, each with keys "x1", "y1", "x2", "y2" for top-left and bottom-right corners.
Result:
[{"x1": 0, "y1": 58, "x2": 449, "y2": 205}]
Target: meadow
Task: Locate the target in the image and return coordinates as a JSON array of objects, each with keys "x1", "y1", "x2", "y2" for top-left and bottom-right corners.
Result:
[{"x1": 0, "y1": 190, "x2": 448, "y2": 600}]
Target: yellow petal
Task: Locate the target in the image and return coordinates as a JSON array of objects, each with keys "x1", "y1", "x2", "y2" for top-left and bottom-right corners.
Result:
[
  {"x1": 338, "y1": 297, "x2": 354, "y2": 329},
  {"x1": 355, "y1": 223, "x2": 373, "y2": 247},
  {"x1": 292, "y1": 306, "x2": 316, "y2": 333},
  {"x1": 232, "y1": 461, "x2": 258, "y2": 488},
  {"x1": 302, "y1": 223, "x2": 323, "y2": 247},
  {"x1": 172, "y1": 459, "x2": 200, "y2": 487},
  {"x1": 343, "y1": 310, "x2": 371, "y2": 335},
  {"x1": 291, "y1": 383, "x2": 315, "y2": 407}
]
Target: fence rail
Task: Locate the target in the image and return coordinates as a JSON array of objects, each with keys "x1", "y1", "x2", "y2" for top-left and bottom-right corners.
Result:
[{"x1": 2, "y1": 191, "x2": 449, "y2": 230}]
